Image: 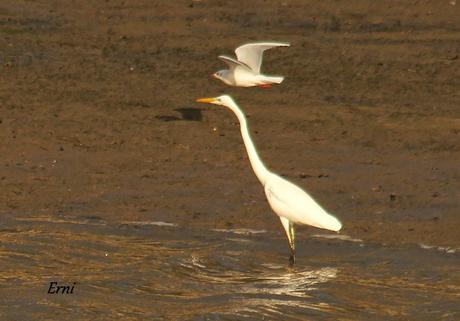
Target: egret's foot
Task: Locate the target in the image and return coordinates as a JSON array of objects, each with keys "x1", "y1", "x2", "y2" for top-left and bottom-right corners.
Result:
[{"x1": 289, "y1": 247, "x2": 296, "y2": 266}]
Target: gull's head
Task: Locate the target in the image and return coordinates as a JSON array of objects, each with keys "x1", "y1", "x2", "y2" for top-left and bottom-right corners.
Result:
[
  {"x1": 211, "y1": 70, "x2": 232, "y2": 85},
  {"x1": 211, "y1": 70, "x2": 225, "y2": 80},
  {"x1": 196, "y1": 95, "x2": 234, "y2": 107}
]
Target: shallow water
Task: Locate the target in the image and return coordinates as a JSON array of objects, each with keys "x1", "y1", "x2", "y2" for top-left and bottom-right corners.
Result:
[{"x1": 0, "y1": 214, "x2": 458, "y2": 320}]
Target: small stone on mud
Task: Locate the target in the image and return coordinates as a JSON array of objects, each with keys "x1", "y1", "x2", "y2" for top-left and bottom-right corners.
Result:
[
  {"x1": 389, "y1": 193, "x2": 396, "y2": 201},
  {"x1": 298, "y1": 173, "x2": 311, "y2": 179}
]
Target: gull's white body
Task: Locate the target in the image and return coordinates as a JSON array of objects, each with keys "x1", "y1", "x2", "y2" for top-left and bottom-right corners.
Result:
[
  {"x1": 213, "y1": 42, "x2": 290, "y2": 87},
  {"x1": 197, "y1": 95, "x2": 342, "y2": 263}
]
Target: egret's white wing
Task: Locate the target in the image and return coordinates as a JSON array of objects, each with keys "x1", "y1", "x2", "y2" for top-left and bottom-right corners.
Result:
[
  {"x1": 235, "y1": 42, "x2": 290, "y2": 73},
  {"x1": 265, "y1": 173, "x2": 341, "y2": 232},
  {"x1": 218, "y1": 55, "x2": 251, "y2": 71}
]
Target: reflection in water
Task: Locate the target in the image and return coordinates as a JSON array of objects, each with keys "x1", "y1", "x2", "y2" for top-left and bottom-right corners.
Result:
[
  {"x1": 0, "y1": 214, "x2": 459, "y2": 320},
  {"x1": 234, "y1": 267, "x2": 340, "y2": 317},
  {"x1": 172, "y1": 248, "x2": 341, "y2": 319},
  {"x1": 178, "y1": 252, "x2": 338, "y2": 295}
]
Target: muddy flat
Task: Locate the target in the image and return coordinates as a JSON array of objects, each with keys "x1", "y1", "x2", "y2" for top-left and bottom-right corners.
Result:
[{"x1": 0, "y1": 1, "x2": 459, "y2": 320}]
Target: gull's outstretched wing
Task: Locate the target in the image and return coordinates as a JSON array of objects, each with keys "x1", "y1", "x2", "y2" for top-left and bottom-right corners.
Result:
[
  {"x1": 218, "y1": 55, "x2": 251, "y2": 71},
  {"x1": 235, "y1": 42, "x2": 290, "y2": 73}
]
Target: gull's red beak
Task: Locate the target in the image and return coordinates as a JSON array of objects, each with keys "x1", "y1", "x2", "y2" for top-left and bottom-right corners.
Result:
[{"x1": 210, "y1": 73, "x2": 217, "y2": 79}]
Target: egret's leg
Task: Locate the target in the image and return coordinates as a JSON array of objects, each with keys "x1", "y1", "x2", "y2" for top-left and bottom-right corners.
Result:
[
  {"x1": 280, "y1": 217, "x2": 296, "y2": 265},
  {"x1": 288, "y1": 222, "x2": 296, "y2": 265}
]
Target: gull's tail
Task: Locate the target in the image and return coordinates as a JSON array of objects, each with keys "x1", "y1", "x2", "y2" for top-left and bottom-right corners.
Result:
[{"x1": 260, "y1": 75, "x2": 285, "y2": 85}]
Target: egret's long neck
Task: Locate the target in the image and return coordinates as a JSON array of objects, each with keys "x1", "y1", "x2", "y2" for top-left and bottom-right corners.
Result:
[{"x1": 228, "y1": 102, "x2": 269, "y2": 185}]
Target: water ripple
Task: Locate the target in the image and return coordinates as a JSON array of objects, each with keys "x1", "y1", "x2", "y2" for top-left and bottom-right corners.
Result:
[{"x1": 0, "y1": 214, "x2": 459, "y2": 320}]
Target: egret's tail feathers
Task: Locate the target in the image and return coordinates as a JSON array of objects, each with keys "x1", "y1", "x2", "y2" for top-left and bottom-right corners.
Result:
[
  {"x1": 306, "y1": 211, "x2": 342, "y2": 232},
  {"x1": 298, "y1": 211, "x2": 342, "y2": 232},
  {"x1": 320, "y1": 214, "x2": 342, "y2": 232}
]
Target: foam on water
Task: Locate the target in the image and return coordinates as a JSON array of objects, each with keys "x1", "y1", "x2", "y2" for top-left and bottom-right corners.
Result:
[
  {"x1": 212, "y1": 228, "x2": 267, "y2": 235},
  {"x1": 311, "y1": 233, "x2": 363, "y2": 243},
  {"x1": 121, "y1": 220, "x2": 178, "y2": 227},
  {"x1": 419, "y1": 243, "x2": 458, "y2": 254}
]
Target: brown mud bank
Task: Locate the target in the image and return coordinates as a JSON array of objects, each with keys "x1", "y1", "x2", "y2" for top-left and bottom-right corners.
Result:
[{"x1": 1, "y1": 0, "x2": 459, "y2": 249}]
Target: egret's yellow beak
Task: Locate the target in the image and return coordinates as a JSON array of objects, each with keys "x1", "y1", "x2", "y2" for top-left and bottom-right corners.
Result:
[{"x1": 196, "y1": 97, "x2": 216, "y2": 104}]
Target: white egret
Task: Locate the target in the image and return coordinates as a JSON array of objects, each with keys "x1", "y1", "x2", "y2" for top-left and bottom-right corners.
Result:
[
  {"x1": 196, "y1": 95, "x2": 342, "y2": 264},
  {"x1": 212, "y1": 42, "x2": 290, "y2": 88}
]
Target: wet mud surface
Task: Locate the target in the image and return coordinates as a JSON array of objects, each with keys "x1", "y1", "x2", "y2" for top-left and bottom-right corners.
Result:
[{"x1": 0, "y1": 0, "x2": 459, "y2": 320}]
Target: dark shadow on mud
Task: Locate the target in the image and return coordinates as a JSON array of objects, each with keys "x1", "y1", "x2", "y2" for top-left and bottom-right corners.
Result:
[
  {"x1": 155, "y1": 115, "x2": 181, "y2": 122},
  {"x1": 174, "y1": 108, "x2": 202, "y2": 121},
  {"x1": 155, "y1": 108, "x2": 203, "y2": 122}
]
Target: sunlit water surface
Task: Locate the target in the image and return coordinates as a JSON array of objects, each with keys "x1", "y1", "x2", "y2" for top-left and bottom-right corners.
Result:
[{"x1": 0, "y1": 214, "x2": 458, "y2": 320}]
